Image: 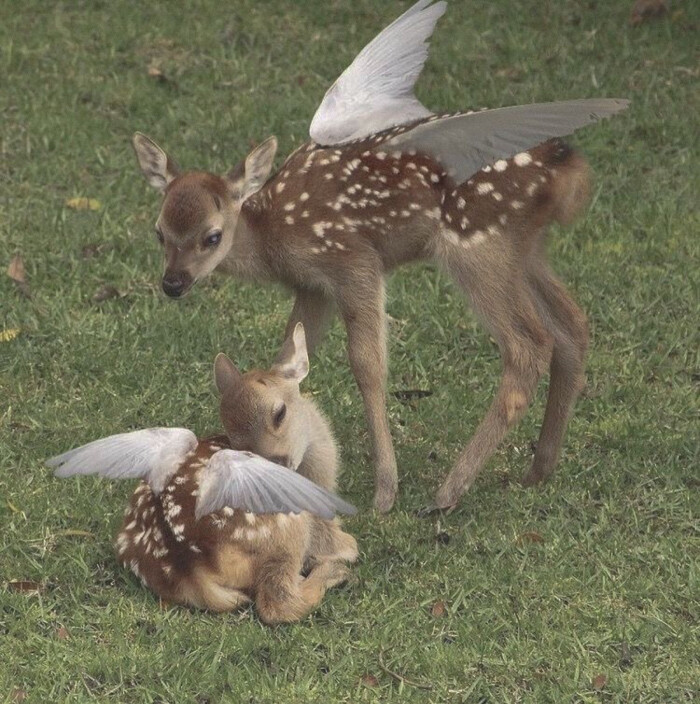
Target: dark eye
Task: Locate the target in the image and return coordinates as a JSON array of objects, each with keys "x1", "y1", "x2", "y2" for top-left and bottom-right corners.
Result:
[
  {"x1": 155, "y1": 228, "x2": 164, "y2": 245},
  {"x1": 273, "y1": 404, "x2": 286, "y2": 428},
  {"x1": 204, "y1": 230, "x2": 222, "y2": 248}
]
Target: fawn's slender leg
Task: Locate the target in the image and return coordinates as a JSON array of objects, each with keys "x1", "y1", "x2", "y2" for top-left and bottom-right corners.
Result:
[
  {"x1": 434, "y1": 248, "x2": 553, "y2": 508},
  {"x1": 337, "y1": 278, "x2": 398, "y2": 512},
  {"x1": 255, "y1": 556, "x2": 349, "y2": 624},
  {"x1": 522, "y1": 263, "x2": 588, "y2": 485},
  {"x1": 285, "y1": 289, "x2": 335, "y2": 355}
]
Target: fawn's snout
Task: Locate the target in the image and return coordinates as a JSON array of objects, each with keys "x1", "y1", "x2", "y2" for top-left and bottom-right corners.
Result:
[{"x1": 162, "y1": 271, "x2": 193, "y2": 298}]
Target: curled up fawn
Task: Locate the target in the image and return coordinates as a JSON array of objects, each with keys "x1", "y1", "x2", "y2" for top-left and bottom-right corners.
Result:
[
  {"x1": 131, "y1": 0, "x2": 628, "y2": 512},
  {"x1": 49, "y1": 324, "x2": 359, "y2": 624}
]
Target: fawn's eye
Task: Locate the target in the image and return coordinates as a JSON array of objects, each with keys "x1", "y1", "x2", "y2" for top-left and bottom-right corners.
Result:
[
  {"x1": 155, "y1": 228, "x2": 164, "y2": 245},
  {"x1": 204, "y1": 230, "x2": 222, "y2": 248},
  {"x1": 272, "y1": 403, "x2": 287, "y2": 428}
]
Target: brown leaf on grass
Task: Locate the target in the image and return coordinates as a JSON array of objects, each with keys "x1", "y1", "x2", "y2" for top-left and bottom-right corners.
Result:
[
  {"x1": 630, "y1": 0, "x2": 668, "y2": 25},
  {"x1": 92, "y1": 285, "x2": 121, "y2": 303},
  {"x1": 10, "y1": 689, "x2": 28, "y2": 703},
  {"x1": 516, "y1": 531, "x2": 545, "y2": 545},
  {"x1": 7, "y1": 580, "x2": 43, "y2": 594},
  {"x1": 148, "y1": 65, "x2": 170, "y2": 83},
  {"x1": 81, "y1": 243, "x2": 111, "y2": 259},
  {"x1": 7, "y1": 255, "x2": 31, "y2": 298},
  {"x1": 360, "y1": 674, "x2": 379, "y2": 687},
  {"x1": 592, "y1": 673, "x2": 608, "y2": 690},
  {"x1": 65, "y1": 197, "x2": 101, "y2": 211},
  {"x1": 56, "y1": 626, "x2": 69, "y2": 640},
  {"x1": 431, "y1": 600, "x2": 447, "y2": 618}
]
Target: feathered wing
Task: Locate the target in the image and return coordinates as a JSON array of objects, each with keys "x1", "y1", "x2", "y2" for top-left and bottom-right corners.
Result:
[
  {"x1": 386, "y1": 98, "x2": 630, "y2": 184},
  {"x1": 196, "y1": 450, "x2": 358, "y2": 520},
  {"x1": 309, "y1": 0, "x2": 446, "y2": 145},
  {"x1": 47, "y1": 428, "x2": 198, "y2": 494}
]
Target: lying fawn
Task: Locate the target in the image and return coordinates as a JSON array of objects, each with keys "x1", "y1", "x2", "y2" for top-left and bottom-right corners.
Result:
[
  {"x1": 131, "y1": 0, "x2": 627, "y2": 512},
  {"x1": 49, "y1": 324, "x2": 359, "y2": 624}
]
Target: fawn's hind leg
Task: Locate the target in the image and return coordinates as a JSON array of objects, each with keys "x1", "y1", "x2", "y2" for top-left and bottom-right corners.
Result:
[
  {"x1": 522, "y1": 263, "x2": 588, "y2": 485},
  {"x1": 255, "y1": 555, "x2": 350, "y2": 625},
  {"x1": 434, "y1": 240, "x2": 553, "y2": 508}
]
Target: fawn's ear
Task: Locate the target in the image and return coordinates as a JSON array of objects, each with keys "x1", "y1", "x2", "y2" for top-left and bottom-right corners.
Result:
[
  {"x1": 132, "y1": 132, "x2": 180, "y2": 193},
  {"x1": 226, "y1": 136, "x2": 278, "y2": 202},
  {"x1": 214, "y1": 353, "x2": 243, "y2": 396},
  {"x1": 273, "y1": 323, "x2": 309, "y2": 382}
]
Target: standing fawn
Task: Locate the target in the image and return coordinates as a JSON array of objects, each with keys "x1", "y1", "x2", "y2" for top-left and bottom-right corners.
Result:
[
  {"x1": 49, "y1": 324, "x2": 359, "y2": 624},
  {"x1": 131, "y1": 0, "x2": 627, "y2": 512}
]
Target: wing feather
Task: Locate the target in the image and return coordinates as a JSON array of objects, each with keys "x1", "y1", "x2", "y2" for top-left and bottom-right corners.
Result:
[
  {"x1": 387, "y1": 98, "x2": 630, "y2": 184},
  {"x1": 310, "y1": 0, "x2": 446, "y2": 145},
  {"x1": 47, "y1": 428, "x2": 197, "y2": 494},
  {"x1": 197, "y1": 450, "x2": 357, "y2": 520}
]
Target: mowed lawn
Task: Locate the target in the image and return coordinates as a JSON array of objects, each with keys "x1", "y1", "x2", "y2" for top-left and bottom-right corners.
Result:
[{"x1": 1, "y1": 0, "x2": 698, "y2": 701}]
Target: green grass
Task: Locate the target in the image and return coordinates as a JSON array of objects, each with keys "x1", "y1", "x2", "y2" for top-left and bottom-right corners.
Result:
[{"x1": 1, "y1": 0, "x2": 698, "y2": 701}]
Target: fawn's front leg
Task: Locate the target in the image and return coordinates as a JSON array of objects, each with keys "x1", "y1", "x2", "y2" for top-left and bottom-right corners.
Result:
[
  {"x1": 285, "y1": 289, "x2": 335, "y2": 355},
  {"x1": 338, "y1": 278, "x2": 398, "y2": 512}
]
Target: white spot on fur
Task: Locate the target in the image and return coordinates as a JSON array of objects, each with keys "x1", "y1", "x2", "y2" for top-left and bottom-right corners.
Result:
[
  {"x1": 477, "y1": 182, "x2": 494, "y2": 195},
  {"x1": 510, "y1": 200, "x2": 524, "y2": 210},
  {"x1": 514, "y1": 152, "x2": 532, "y2": 166},
  {"x1": 457, "y1": 197, "x2": 466, "y2": 209},
  {"x1": 283, "y1": 202, "x2": 295, "y2": 211},
  {"x1": 492, "y1": 191, "x2": 503, "y2": 201},
  {"x1": 482, "y1": 165, "x2": 492, "y2": 173},
  {"x1": 324, "y1": 172, "x2": 334, "y2": 180},
  {"x1": 300, "y1": 192, "x2": 309, "y2": 201},
  {"x1": 499, "y1": 214, "x2": 508, "y2": 225},
  {"x1": 285, "y1": 216, "x2": 294, "y2": 225},
  {"x1": 275, "y1": 182, "x2": 286, "y2": 194},
  {"x1": 494, "y1": 160, "x2": 508, "y2": 172},
  {"x1": 461, "y1": 216, "x2": 469, "y2": 229},
  {"x1": 526, "y1": 183, "x2": 538, "y2": 196}
]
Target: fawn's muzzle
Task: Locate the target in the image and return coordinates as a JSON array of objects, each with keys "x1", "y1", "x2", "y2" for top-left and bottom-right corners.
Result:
[{"x1": 162, "y1": 273, "x2": 192, "y2": 298}]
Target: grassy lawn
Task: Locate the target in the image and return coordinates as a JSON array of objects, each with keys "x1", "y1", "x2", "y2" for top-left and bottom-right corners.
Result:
[{"x1": 1, "y1": 0, "x2": 698, "y2": 701}]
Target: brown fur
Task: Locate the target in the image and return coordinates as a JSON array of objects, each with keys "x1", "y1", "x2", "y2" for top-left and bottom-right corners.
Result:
[{"x1": 133, "y1": 117, "x2": 592, "y2": 512}]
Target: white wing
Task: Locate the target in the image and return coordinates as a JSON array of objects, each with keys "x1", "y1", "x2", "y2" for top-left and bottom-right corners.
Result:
[
  {"x1": 309, "y1": 0, "x2": 446, "y2": 145},
  {"x1": 387, "y1": 98, "x2": 630, "y2": 184},
  {"x1": 47, "y1": 428, "x2": 198, "y2": 495},
  {"x1": 197, "y1": 449, "x2": 358, "y2": 520}
]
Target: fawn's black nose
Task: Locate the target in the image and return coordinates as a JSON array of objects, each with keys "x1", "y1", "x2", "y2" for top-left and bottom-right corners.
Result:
[{"x1": 162, "y1": 277, "x2": 185, "y2": 298}]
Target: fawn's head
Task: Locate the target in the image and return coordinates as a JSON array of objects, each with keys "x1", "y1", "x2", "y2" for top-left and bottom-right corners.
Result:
[
  {"x1": 214, "y1": 323, "x2": 311, "y2": 470},
  {"x1": 132, "y1": 133, "x2": 278, "y2": 298}
]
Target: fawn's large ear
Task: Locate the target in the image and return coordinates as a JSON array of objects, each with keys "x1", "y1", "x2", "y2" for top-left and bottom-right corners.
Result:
[
  {"x1": 273, "y1": 323, "x2": 309, "y2": 382},
  {"x1": 214, "y1": 353, "x2": 243, "y2": 396},
  {"x1": 226, "y1": 136, "x2": 278, "y2": 202},
  {"x1": 132, "y1": 133, "x2": 180, "y2": 193}
]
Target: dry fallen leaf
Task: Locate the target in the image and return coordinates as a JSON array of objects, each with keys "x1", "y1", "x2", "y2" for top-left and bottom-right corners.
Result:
[
  {"x1": 65, "y1": 197, "x2": 101, "y2": 211},
  {"x1": 516, "y1": 531, "x2": 545, "y2": 545},
  {"x1": 56, "y1": 626, "x2": 69, "y2": 641},
  {"x1": 10, "y1": 689, "x2": 28, "y2": 703},
  {"x1": 148, "y1": 65, "x2": 169, "y2": 83},
  {"x1": 0, "y1": 328, "x2": 21, "y2": 343},
  {"x1": 360, "y1": 674, "x2": 379, "y2": 687},
  {"x1": 630, "y1": 0, "x2": 668, "y2": 25},
  {"x1": 7, "y1": 255, "x2": 31, "y2": 298},
  {"x1": 431, "y1": 600, "x2": 447, "y2": 618},
  {"x1": 92, "y1": 285, "x2": 121, "y2": 303},
  {"x1": 7, "y1": 580, "x2": 43, "y2": 594},
  {"x1": 592, "y1": 673, "x2": 608, "y2": 690}
]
